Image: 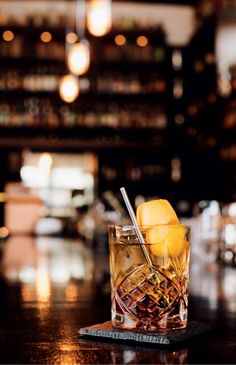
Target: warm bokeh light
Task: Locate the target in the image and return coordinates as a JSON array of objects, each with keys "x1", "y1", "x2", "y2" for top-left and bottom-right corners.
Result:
[
  {"x1": 68, "y1": 41, "x2": 90, "y2": 75},
  {"x1": 40, "y1": 31, "x2": 52, "y2": 43},
  {"x1": 65, "y1": 282, "x2": 79, "y2": 301},
  {"x1": 2, "y1": 30, "x2": 14, "y2": 42},
  {"x1": 218, "y1": 76, "x2": 232, "y2": 97},
  {"x1": 188, "y1": 104, "x2": 198, "y2": 116},
  {"x1": 114, "y1": 34, "x2": 126, "y2": 46},
  {"x1": 0, "y1": 192, "x2": 7, "y2": 202},
  {"x1": 87, "y1": 0, "x2": 112, "y2": 37},
  {"x1": 173, "y1": 78, "x2": 183, "y2": 98},
  {"x1": 172, "y1": 49, "x2": 182, "y2": 70},
  {"x1": 175, "y1": 113, "x2": 185, "y2": 125},
  {"x1": 171, "y1": 158, "x2": 181, "y2": 182},
  {"x1": 21, "y1": 285, "x2": 35, "y2": 302},
  {"x1": 36, "y1": 256, "x2": 50, "y2": 302},
  {"x1": 205, "y1": 52, "x2": 215, "y2": 65},
  {"x1": 38, "y1": 153, "x2": 53, "y2": 175},
  {"x1": 66, "y1": 32, "x2": 78, "y2": 44},
  {"x1": 0, "y1": 226, "x2": 9, "y2": 238},
  {"x1": 136, "y1": 35, "x2": 148, "y2": 47},
  {"x1": 59, "y1": 74, "x2": 80, "y2": 103}
]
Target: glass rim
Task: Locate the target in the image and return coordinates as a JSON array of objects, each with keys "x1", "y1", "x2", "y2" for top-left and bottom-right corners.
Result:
[{"x1": 108, "y1": 223, "x2": 190, "y2": 230}]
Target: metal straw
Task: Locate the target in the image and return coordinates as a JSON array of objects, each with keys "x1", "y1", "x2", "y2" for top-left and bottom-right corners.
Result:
[{"x1": 120, "y1": 187, "x2": 153, "y2": 267}]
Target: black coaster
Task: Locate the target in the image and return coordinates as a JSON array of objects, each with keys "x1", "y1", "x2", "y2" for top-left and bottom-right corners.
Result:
[{"x1": 78, "y1": 321, "x2": 212, "y2": 346}]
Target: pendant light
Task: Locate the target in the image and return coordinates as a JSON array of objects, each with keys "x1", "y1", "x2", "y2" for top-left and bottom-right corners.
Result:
[
  {"x1": 68, "y1": 39, "x2": 90, "y2": 75},
  {"x1": 59, "y1": 74, "x2": 80, "y2": 103},
  {"x1": 68, "y1": 0, "x2": 90, "y2": 76},
  {"x1": 87, "y1": 0, "x2": 112, "y2": 37},
  {"x1": 59, "y1": 0, "x2": 87, "y2": 103}
]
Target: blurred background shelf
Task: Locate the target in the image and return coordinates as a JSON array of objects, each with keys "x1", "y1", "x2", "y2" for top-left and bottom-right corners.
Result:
[{"x1": 0, "y1": 0, "x2": 235, "y2": 225}]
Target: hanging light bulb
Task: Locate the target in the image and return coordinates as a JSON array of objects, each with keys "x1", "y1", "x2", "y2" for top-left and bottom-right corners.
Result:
[
  {"x1": 59, "y1": 74, "x2": 80, "y2": 103},
  {"x1": 87, "y1": 0, "x2": 112, "y2": 37},
  {"x1": 68, "y1": 39, "x2": 90, "y2": 75}
]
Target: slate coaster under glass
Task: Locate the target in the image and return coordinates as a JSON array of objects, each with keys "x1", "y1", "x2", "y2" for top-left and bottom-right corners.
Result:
[{"x1": 78, "y1": 321, "x2": 212, "y2": 346}]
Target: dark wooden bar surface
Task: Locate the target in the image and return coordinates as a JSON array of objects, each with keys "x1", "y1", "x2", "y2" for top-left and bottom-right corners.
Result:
[{"x1": 0, "y1": 235, "x2": 236, "y2": 364}]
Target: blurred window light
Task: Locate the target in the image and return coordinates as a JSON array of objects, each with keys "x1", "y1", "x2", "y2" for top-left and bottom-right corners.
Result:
[
  {"x1": 2, "y1": 30, "x2": 14, "y2": 41},
  {"x1": 21, "y1": 166, "x2": 94, "y2": 192},
  {"x1": 51, "y1": 167, "x2": 94, "y2": 189},
  {"x1": 20, "y1": 166, "x2": 49, "y2": 188},
  {"x1": 19, "y1": 266, "x2": 36, "y2": 283},
  {"x1": 46, "y1": 190, "x2": 72, "y2": 207}
]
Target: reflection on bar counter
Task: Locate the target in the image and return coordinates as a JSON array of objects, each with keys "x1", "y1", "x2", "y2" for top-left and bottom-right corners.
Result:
[
  {"x1": 2, "y1": 232, "x2": 236, "y2": 316},
  {"x1": 2, "y1": 235, "x2": 94, "y2": 288},
  {"x1": 1, "y1": 1, "x2": 236, "y2": 362},
  {"x1": 185, "y1": 200, "x2": 236, "y2": 267},
  {"x1": 220, "y1": 203, "x2": 236, "y2": 266}
]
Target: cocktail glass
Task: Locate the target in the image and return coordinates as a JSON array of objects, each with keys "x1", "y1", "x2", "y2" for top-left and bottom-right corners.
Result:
[{"x1": 108, "y1": 224, "x2": 190, "y2": 332}]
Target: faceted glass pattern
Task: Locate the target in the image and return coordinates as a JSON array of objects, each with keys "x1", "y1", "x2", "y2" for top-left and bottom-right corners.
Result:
[{"x1": 109, "y1": 225, "x2": 190, "y2": 332}]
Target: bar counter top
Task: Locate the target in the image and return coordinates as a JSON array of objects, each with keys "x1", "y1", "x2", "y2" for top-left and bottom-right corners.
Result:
[{"x1": 0, "y1": 235, "x2": 236, "y2": 364}]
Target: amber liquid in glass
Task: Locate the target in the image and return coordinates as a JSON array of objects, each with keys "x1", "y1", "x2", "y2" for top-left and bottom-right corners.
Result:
[{"x1": 109, "y1": 226, "x2": 190, "y2": 332}]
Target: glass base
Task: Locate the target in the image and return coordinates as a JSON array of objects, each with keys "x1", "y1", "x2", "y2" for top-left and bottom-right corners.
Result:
[{"x1": 112, "y1": 298, "x2": 188, "y2": 332}]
